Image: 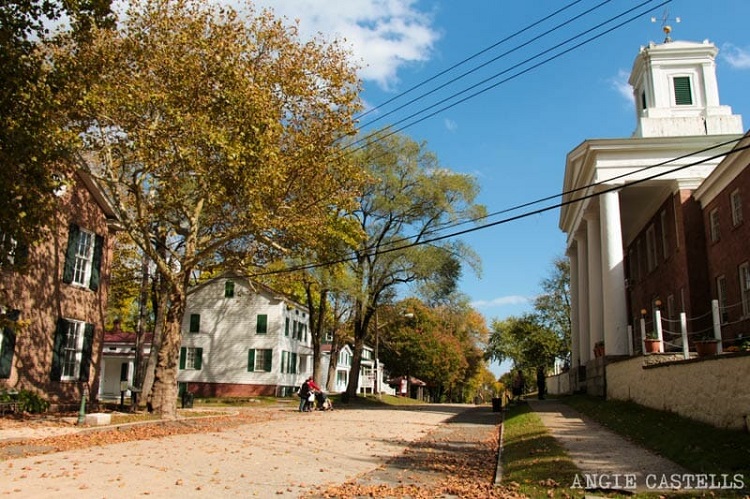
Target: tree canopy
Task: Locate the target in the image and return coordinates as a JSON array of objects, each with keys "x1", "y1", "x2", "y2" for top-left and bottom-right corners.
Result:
[
  {"x1": 0, "y1": 0, "x2": 114, "y2": 268},
  {"x1": 341, "y1": 130, "x2": 485, "y2": 399},
  {"x1": 59, "y1": 0, "x2": 363, "y2": 417}
]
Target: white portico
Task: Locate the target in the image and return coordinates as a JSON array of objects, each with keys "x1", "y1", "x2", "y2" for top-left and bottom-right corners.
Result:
[{"x1": 559, "y1": 38, "x2": 743, "y2": 372}]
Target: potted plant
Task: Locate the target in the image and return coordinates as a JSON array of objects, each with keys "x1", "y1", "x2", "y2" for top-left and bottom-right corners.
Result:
[
  {"x1": 644, "y1": 331, "x2": 661, "y2": 354},
  {"x1": 694, "y1": 334, "x2": 720, "y2": 357}
]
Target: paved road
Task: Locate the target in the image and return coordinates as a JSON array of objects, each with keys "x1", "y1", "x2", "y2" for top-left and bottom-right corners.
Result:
[{"x1": 0, "y1": 404, "x2": 498, "y2": 498}]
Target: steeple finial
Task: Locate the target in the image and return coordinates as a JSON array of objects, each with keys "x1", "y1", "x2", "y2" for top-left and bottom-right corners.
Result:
[{"x1": 651, "y1": 9, "x2": 680, "y2": 43}]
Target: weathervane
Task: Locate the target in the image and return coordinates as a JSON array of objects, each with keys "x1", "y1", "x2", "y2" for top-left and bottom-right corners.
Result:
[{"x1": 651, "y1": 9, "x2": 680, "y2": 43}]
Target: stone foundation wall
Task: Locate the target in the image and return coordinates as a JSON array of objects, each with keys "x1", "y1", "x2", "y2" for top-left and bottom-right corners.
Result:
[
  {"x1": 606, "y1": 352, "x2": 750, "y2": 430},
  {"x1": 546, "y1": 372, "x2": 571, "y2": 395}
]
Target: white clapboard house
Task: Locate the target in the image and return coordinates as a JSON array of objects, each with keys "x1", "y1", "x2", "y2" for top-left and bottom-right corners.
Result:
[{"x1": 178, "y1": 275, "x2": 312, "y2": 397}]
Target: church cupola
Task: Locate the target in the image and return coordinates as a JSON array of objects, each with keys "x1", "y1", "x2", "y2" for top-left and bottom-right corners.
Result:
[{"x1": 628, "y1": 38, "x2": 743, "y2": 138}]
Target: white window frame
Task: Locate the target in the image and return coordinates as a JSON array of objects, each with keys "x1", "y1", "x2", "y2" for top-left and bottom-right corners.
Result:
[
  {"x1": 740, "y1": 263, "x2": 750, "y2": 318},
  {"x1": 730, "y1": 189, "x2": 743, "y2": 227},
  {"x1": 72, "y1": 229, "x2": 95, "y2": 287},
  {"x1": 646, "y1": 224, "x2": 658, "y2": 272},
  {"x1": 660, "y1": 210, "x2": 669, "y2": 261},
  {"x1": 61, "y1": 320, "x2": 85, "y2": 381},
  {"x1": 717, "y1": 275, "x2": 728, "y2": 324},
  {"x1": 253, "y1": 349, "x2": 272, "y2": 372},
  {"x1": 184, "y1": 347, "x2": 201, "y2": 370},
  {"x1": 709, "y1": 209, "x2": 720, "y2": 243}
]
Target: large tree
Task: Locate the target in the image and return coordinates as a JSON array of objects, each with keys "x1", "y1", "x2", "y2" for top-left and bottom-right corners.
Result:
[
  {"x1": 0, "y1": 0, "x2": 113, "y2": 268},
  {"x1": 342, "y1": 131, "x2": 485, "y2": 400},
  {"x1": 533, "y1": 256, "x2": 571, "y2": 366},
  {"x1": 60, "y1": 0, "x2": 363, "y2": 417}
]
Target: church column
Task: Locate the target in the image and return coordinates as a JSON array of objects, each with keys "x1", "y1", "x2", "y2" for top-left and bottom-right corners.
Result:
[
  {"x1": 599, "y1": 189, "x2": 629, "y2": 355},
  {"x1": 567, "y1": 243, "x2": 580, "y2": 371},
  {"x1": 586, "y1": 211, "x2": 604, "y2": 355},
  {"x1": 576, "y1": 229, "x2": 590, "y2": 363}
]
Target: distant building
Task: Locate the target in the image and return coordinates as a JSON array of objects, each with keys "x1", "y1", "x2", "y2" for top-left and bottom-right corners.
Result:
[{"x1": 178, "y1": 275, "x2": 313, "y2": 397}]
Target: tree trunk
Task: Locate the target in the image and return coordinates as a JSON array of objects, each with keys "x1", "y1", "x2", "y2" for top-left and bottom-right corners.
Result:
[
  {"x1": 150, "y1": 288, "x2": 186, "y2": 419},
  {"x1": 140, "y1": 276, "x2": 168, "y2": 407}
]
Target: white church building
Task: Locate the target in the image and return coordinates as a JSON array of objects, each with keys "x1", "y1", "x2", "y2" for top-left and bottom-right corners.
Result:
[{"x1": 559, "y1": 33, "x2": 744, "y2": 393}]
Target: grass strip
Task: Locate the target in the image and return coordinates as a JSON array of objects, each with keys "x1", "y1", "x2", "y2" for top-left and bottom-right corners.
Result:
[{"x1": 501, "y1": 402, "x2": 585, "y2": 498}]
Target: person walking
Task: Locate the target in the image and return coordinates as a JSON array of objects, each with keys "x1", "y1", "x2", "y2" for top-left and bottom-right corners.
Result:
[
  {"x1": 298, "y1": 378, "x2": 312, "y2": 412},
  {"x1": 536, "y1": 366, "x2": 546, "y2": 400}
]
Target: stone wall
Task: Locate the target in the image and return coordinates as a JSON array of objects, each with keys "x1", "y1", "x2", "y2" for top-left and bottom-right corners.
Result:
[
  {"x1": 606, "y1": 352, "x2": 750, "y2": 430},
  {"x1": 546, "y1": 372, "x2": 571, "y2": 395}
]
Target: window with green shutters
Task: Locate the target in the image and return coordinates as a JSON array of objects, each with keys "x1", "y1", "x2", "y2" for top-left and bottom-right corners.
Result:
[
  {"x1": 248, "y1": 348, "x2": 272, "y2": 372},
  {"x1": 224, "y1": 280, "x2": 235, "y2": 298},
  {"x1": 62, "y1": 224, "x2": 104, "y2": 291},
  {"x1": 256, "y1": 314, "x2": 267, "y2": 335},
  {"x1": 673, "y1": 76, "x2": 693, "y2": 105},
  {"x1": 51, "y1": 318, "x2": 94, "y2": 382},
  {"x1": 285, "y1": 317, "x2": 289, "y2": 337},
  {"x1": 179, "y1": 347, "x2": 203, "y2": 370},
  {"x1": 189, "y1": 314, "x2": 200, "y2": 333}
]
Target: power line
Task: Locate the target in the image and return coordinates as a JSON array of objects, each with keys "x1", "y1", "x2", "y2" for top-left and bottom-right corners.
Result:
[
  {"x1": 343, "y1": 0, "x2": 669, "y2": 156},
  {"x1": 248, "y1": 138, "x2": 747, "y2": 278},
  {"x1": 353, "y1": 0, "x2": 598, "y2": 127}
]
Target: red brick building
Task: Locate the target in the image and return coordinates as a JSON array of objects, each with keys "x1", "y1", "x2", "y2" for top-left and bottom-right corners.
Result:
[{"x1": 0, "y1": 170, "x2": 117, "y2": 407}]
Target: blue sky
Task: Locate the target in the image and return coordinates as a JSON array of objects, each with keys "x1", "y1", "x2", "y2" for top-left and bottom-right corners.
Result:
[{"x1": 251, "y1": 0, "x2": 750, "y2": 374}]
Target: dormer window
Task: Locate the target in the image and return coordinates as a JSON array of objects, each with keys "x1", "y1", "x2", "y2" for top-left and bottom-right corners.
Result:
[{"x1": 673, "y1": 76, "x2": 693, "y2": 105}]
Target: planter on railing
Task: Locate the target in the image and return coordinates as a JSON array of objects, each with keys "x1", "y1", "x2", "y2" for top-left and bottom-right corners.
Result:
[
  {"x1": 644, "y1": 338, "x2": 661, "y2": 354},
  {"x1": 695, "y1": 339, "x2": 719, "y2": 357}
]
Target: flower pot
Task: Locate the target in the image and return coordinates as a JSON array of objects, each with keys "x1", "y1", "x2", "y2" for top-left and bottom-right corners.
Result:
[
  {"x1": 644, "y1": 338, "x2": 661, "y2": 353},
  {"x1": 695, "y1": 340, "x2": 719, "y2": 357}
]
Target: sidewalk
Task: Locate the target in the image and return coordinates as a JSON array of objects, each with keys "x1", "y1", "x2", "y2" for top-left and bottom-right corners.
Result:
[{"x1": 526, "y1": 398, "x2": 690, "y2": 494}]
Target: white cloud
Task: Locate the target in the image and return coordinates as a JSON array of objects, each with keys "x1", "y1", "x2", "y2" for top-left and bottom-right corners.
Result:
[
  {"x1": 471, "y1": 295, "x2": 530, "y2": 309},
  {"x1": 250, "y1": 0, "x2": 441, "y2": 90},
  {"x1": 721, "y1": 43, "x2": 750, "y2": 69},
  {"x1": 610, "y1": 69, "x2": 634, "y2": 106},
  {"x1": 444, "y1": 118, "x2": 457, "y2": 131}
]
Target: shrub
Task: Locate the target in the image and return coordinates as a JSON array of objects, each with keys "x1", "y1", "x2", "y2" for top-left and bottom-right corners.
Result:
[{"x1": 17, "y1": 390, "x2": 50, "y2": 413}]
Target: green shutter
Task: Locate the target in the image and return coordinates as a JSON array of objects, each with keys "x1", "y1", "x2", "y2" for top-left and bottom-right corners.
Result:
[
  {"x1": 79, "y1": 323, "x2": 95, "y2": 381},
  {"x1": 285, "y1": 317, "x2": 289, "y2": 337},
  {"x1": 89, "y1": 234, "x2": 104, "y2": 291},
  {"x1": 194, "y1": 348, "x2": 202, "y2": 370},
  {"x1": 674, "y1": 77, "x2": 692, "y2": 105},
  {"x1": 280, "y1": 351, "x2": 286, "y2": 373},
  {"x1": 0, "y1": 324, "x2": 16, "y2": 378},
  {"x1": 225, "y1": 281, "x2": 234, "y2": 298},
  {"x1": 264, "y1": 349, "x2": 272, "y2": 372},
  {"x1": 247, "y1": 349, "x2": 255, "y2": 371},
  {"x1": 189, "y1": 314, "x2": 200, "y2": 333},
  {"x1": 51, "y1": 319, "x2": 67, "y2": 381},
  {"x1": 179, "y1": 347, "x2": 186, "y2": 370},
  {"x1": 256, "y1": 314, "x2": 267, "y2": 335},
  {"x1": 62, "y1": 225, "x2": 80, "y2": 284}
]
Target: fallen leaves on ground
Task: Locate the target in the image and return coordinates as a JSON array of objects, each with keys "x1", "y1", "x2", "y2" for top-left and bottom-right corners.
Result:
[{"x1": 0, "y1": 409, "x2": 283, "y2": 460}]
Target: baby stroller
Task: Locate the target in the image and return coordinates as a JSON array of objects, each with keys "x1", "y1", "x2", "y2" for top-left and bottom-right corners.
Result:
[{"x1": 314, "y1": 391, "x2": 333, "y2": 411}]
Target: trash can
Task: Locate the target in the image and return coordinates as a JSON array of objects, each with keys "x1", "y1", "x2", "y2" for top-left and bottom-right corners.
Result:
[
  {"x1": 181, "y1": 391, "x2": 194, "y2": 409},
  {"x1": 491, "y1": 397, "x2": 502, "y2": 412}
]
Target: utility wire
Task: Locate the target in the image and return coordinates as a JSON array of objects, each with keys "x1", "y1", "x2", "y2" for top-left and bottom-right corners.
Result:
[
  {"x1": 343, "y1": 0, "x2": 668, "y2": 156},
  {"x1": 249, "y1": 139, "x2": 748, "y2": 278},
  {"x1": 353, "y1": 0, "x2": 599, "y2": 127}
]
